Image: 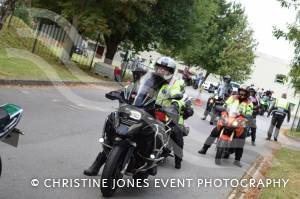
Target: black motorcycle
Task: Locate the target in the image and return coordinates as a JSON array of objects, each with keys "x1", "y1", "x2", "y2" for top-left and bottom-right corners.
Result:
[
  {"x1": 99, "y1": 72, "x2": 182, "y2": 197},
  {"x1": 0, "y1": 103, "x2": 23, "y2": 176},
  {"x1": 206, "y1": 95, "x2": 225, "y2": 125}
]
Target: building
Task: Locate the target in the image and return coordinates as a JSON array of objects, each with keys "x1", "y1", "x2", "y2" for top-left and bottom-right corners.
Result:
[{"x1": 245, "y1": 52, "x2": 299, "y2": 111}]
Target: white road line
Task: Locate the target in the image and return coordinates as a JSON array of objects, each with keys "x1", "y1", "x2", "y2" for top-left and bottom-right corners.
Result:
[{"x1": 21, "y1": 90, "x2": 30, "y2": 94}]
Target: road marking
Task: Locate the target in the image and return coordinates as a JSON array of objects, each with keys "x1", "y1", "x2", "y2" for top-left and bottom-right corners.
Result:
[{"x1": 21, "y1": 90, "x2": 30, "y2": 94}]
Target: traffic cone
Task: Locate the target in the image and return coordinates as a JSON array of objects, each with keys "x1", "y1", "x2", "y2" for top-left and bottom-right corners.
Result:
[{"x1": 193, "y1": 87, "x2": 203, "y2": 107}]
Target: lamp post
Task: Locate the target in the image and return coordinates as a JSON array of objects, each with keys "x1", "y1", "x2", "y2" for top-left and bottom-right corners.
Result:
[
  {"x1": 89, "y1": 32, "x2": 100, "y2": 71},
  {"x1": 291, "y1": 99, "x2": 300, "y2": 131}
]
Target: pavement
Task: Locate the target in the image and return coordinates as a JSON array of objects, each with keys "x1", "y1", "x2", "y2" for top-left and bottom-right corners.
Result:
[{"x1": 0, "y1": 86, "x2": 292, "y2": 199}]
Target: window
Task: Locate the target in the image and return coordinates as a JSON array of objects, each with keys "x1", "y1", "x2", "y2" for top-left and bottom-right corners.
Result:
[{"x1": 275, "y1": 74, "x2": 287, "y2": 84}]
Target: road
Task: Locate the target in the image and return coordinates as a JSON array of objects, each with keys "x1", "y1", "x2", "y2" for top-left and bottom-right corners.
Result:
[{"x1": 0, "y1": 86, "x2": 283, "y2": 199}]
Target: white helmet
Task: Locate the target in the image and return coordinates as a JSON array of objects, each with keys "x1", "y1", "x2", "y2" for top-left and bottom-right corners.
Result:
[{"x1": 155, "y1": 56, "x2": 176, "y2": 80}]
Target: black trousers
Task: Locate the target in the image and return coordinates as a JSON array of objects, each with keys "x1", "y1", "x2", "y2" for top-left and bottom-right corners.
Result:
[
  {"x1": 170, "y1": 125, "x2": 184, "y2": 162},
  {"x1": 203, "y1": 127, "x2": 246, "y2": 161},
  {"x1": 271, "y1": 114, "x2": 285, "y2": 129},
  {"x1": 267, "y1": 113, "x2": 286, "y2": 139},
  {"x1": 250, "y1": 127, "x2": 256, "y2": 142}
]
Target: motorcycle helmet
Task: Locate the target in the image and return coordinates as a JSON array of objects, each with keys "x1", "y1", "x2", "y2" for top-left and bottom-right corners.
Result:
[
  {"x1": 223, "y1": 75, "x2": 231, "y2": 84},
  {"x1": 132, "y1": 60, "x2": 148, "y2": 82},
  {"x1": 155, "y1": 56, "x2": 176, "y2": 81},
  {"x1": 248, "y1": 86, "x2": 256, "y2": 95},
  {"x1": 238, "y1": 84, "x2": 250, "y2": 99},
  {"x1": 265, "y1": 90, "x2": 272, "y2": 97}
]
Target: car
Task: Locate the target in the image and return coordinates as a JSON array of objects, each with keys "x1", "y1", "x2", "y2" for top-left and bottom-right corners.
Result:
[
  {"x1": 203, "y1": 81, "x2": 213, "y2": 90},
  {"x1": 230, "y1": 82, "x2": 240, "y2": 90},
  {"x1": 203, "y1": 81, "x2": 219, "y2": 91},
  {"x1": 208, "y1": 82, "x2": 220, "y2": 93}
]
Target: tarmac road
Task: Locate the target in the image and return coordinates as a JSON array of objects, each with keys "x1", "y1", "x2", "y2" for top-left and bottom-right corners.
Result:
[{"x1": 0, "y1": 86, "x2": 281, "y2": 199}]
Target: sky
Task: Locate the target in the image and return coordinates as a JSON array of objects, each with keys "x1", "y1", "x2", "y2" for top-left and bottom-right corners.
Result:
[{"x1": 235, "y1": 0, "x2": 297, "y2": 61}]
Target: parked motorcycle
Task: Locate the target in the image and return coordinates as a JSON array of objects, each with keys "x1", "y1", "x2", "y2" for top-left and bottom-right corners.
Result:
[
  {"x1": 0, "y1": 103, "x2": 23, "y2": 176},
  {"x1": 99, "y1": 72, "x2": 182, "y2": 197},
  {"x1": 214, "y1": 105, "x2": 247, "y2": 165}
]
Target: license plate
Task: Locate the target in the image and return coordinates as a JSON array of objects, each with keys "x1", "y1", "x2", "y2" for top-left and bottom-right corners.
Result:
[{"x1": 1, "y1": 130, "x2": 20, "y2": 147}]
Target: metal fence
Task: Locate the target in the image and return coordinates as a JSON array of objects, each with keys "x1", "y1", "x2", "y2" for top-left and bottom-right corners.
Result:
[
  {"x1": 9, "y1": 16, "x2": 102, "y2": 68},
  {"x1": 291, "y1": 100, "x2": 300, "y2": 131}
]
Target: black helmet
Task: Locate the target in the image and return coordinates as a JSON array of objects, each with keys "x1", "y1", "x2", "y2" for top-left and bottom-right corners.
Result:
[
  {"x1": 248, "y1": 86, "x2": 256, "y2": 94},
  {"x1": 223, "y1": 75, "x2": 231, "y2": 83},
  {"x1": 265, "y1": 90, "x2": 272, "y2": 96}
]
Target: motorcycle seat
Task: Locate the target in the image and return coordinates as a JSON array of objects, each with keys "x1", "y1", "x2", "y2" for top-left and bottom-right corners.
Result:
[{"x1": 0, "y1": 107, "x2": 10, "y2": 129}]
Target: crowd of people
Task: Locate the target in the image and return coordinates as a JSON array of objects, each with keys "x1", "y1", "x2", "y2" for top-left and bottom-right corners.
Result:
[{"x1": 198, "y1": 74, "x2": 291, "y2": 166}]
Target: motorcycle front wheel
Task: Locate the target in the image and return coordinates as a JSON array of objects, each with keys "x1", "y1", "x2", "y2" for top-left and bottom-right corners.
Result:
[
  {"x1": 215, "y1": 140, "x2": 228, "y2": 165},
  {"x1": 0, "y1": 155, "x2": 2, "y2": 177},
  {"x1": 101, "y1": 145, "x2": 127, "y2": 197}
]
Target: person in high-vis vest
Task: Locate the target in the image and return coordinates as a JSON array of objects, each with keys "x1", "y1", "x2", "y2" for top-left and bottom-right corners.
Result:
[
  {"x1": 266, "y1": 93, "x2": 290, "y2": 141},
  {"x1": 198, "y1": 85, "x2": 253, "y2": 167},
  {"x1": 83, "y1": 57, "x2": 186, "y2": 176},
  {"x1": 247, "y1": 86, "x2": 260, "y2": 146},
  {"x1": 154, "y1": 57, "x2": 187, "y2": 169}
]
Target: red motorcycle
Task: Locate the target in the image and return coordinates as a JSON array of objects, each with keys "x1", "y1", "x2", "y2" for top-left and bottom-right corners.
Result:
[{"x1": 214, "y1": 105, "x2": 247, "y2": 165}]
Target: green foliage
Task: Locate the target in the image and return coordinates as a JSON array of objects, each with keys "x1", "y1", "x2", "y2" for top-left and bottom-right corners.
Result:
[
  {"x1": 31, "y1": 0, "x2": 195, "y2": 62},
  {"x1": 177, "y1": 0, "x2": 256, "y2": 82},
  {"x1": 14, "y1": 4, "x2": 31, "y2": 26},
  {"x1": 277, "y1": 0, "x2": 300, "y2": 8},
  {"x1": 274, "y1": 0, "x2": 300, "y2": 93}
]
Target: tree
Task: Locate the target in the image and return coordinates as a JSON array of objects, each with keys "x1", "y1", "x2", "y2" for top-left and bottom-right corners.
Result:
[
  {"x1": 273, "y1": 0, "x2": 300, "y2": 93},
  {"x1": 177, "y1": 0, "x2": 256, "y2": 84},
  {"x1": 98, "y1": 0, "x2": 195, "y2": 64},
  {"x1": 32, "y1": 0, "x2": 106, "y2": 62},
  {"x1": 0, "y1": 0, "x2": 18, "y2": 30},
  {"x1": 31, "y1": 0, "x2": 194, "y2": 64}
]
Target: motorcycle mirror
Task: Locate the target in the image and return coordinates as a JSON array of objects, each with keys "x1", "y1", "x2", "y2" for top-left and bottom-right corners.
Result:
[{"x1": 105, "y1": 91, "x2": 121, "y2": 100}]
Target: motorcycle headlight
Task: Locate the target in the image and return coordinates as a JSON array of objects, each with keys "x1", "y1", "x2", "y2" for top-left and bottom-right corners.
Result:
[
  {"x1": 232, "y1": 120, "x2": 239, "y2": 127},
  {"x1": 99, "y1": 137, "x2": 104, "y2": 143},
  {"x1": 129, "y1": 110, "x2": 142, "y2": 120}
]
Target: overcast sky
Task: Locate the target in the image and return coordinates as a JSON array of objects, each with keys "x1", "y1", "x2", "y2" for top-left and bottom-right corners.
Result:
[{"x1": 235, "y1": 0, "x2": 297, "y2": 61}]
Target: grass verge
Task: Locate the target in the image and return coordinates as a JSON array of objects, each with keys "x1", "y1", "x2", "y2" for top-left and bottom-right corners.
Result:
[
  {"x1": 259, "y1": 147, "x2": 300, "y2": 199},
  {"x1": 288, "y1": 131, "x2": 300, "y2": 139},
  {"x1": 0, "y1": 16, "x2": 111, "y2": 81}
]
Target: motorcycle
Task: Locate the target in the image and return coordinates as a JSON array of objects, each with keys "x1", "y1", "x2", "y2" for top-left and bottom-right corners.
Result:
[
  {"x1": 214, "y1": 105, "x2": 247, "y2": 165},
  {"x1": 208, "y1": 95, "x2": 225, "y2": 125},
  {"x1": 0, "y1": 103, "x2": 23, "y2": 176},
  {"x1": 99, "y1": 72, "x2": 182, "y2": 197},
  {"x1": 259, "y1": 96, "x2": 270, "y2": 116},
  {"x1": 191, "y1": 75, "x2": 202, "y2": 89}
]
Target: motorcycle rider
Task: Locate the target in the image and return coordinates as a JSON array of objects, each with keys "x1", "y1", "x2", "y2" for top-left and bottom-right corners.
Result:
[
  {"x1": 198, "y1": 85, "x2": 253, "y2": 167},
  {"x1": 83, "y1": 57, "x2": 187, "y2": 176},
  {"x1": 202, "y1": 75, "x2": 233, "y2": 124},
  {"x1": 266, "y1": 93, "x2": 290, "y2": 141},
  {"x1": 247, "y1": 86, "x2": 260, "y2": 146}
]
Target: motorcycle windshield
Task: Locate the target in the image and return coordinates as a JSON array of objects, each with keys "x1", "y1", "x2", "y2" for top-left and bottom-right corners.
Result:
[
  {"x1": 124, "y1": 72, "x2": 167, "y2": 107},
  {"x1": 227, "y1": 104, "x2": 239, "y2": 117}
]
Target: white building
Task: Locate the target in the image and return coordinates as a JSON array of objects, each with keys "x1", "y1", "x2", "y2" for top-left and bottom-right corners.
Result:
[{"x1": 245, "y1": 52, "x2": 299, "y2": 109}]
